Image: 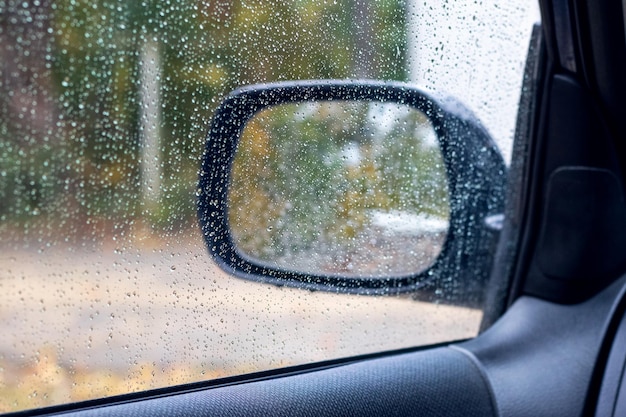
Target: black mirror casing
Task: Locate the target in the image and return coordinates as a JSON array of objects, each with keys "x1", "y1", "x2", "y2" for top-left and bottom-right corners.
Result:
[{"x1": 198, "y1": 80, "x2": 506, "y2": 305}]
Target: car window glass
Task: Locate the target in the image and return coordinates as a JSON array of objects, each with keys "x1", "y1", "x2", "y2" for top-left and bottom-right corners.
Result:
[{"x1": 0, "y1": 0, "x2": 538, "y2": 412}]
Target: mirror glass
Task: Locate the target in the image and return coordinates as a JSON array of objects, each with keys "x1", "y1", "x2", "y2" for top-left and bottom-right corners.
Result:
[{"x1": 228, "y1": 101, "x2": 449, "y2": 278}]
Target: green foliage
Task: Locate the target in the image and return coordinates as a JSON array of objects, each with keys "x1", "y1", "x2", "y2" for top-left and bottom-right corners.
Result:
[
  {"x1": 229, "y1": 101, "x2": 450, "y2": 267},
  {"x1": 1, "y1": 0, "x2": 409, "y2": 235}
]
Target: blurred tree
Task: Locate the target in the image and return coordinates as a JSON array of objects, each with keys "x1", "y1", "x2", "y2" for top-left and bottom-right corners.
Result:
[
  {"x1": 0, "y1": 0, "x2": 61, "y2": 224},
  {"x1": 1, "y1": 0, "x2": 408, "y2": 238}
]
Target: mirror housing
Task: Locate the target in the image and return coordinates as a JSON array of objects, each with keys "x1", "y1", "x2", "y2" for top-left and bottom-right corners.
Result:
[{"x1": 198, "y1": 80, "x2": 505, "y2": 304}]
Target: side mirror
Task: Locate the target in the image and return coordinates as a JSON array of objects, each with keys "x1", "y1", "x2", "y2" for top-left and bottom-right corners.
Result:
[{"x1": 198, "y1": 80, "x2": 505, "y2": 305}]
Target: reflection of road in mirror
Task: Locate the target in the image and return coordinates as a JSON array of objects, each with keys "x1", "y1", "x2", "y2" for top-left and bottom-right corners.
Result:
[
  {"x1": 267, "y1": 210, "x2": 448, "y2": 277},
  {"x1": 370, "y1": 210, "x2": 447, "y2": 235}
]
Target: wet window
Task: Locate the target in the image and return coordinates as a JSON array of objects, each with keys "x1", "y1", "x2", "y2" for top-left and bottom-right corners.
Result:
[{"x1": 0, "y1": 0, "x2": 539, "y2": 412}]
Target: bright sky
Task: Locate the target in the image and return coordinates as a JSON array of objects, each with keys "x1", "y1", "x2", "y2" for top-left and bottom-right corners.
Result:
[{"x1": 407, "y1": 1, "x2": 541, "y2": 162}]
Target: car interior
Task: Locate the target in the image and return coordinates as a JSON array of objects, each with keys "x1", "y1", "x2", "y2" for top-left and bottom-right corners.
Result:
[{"x1": 5, "y1": 0, "x2": 626, "y2": 416}]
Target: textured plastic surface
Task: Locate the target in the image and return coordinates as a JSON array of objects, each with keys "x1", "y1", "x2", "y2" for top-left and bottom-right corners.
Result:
[
  {"x1": 53, "y1": 348, "x2": 496, "y2": 417},
  {"x1": 595, "y1": 302, "x2": 626, "y2": 417},
  {"x1": 537, "y1": 167, "x2": 626, "y2": 281},
  {"x1": 461, "y1": 276, "x2": 626, "y2": 417},
  {"x1": 523, "y1": 75, "x2": 624, "y2": 303}
]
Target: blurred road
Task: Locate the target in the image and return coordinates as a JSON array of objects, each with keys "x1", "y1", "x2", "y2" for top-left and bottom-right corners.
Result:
[{"x1": 0, "y1": 230, "x2": 480, "y2": 380}]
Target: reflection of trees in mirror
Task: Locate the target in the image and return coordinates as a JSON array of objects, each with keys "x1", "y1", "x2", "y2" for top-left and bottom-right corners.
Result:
[{"x1": 229, "y1": 101, "x2": 450, "y2": 277}]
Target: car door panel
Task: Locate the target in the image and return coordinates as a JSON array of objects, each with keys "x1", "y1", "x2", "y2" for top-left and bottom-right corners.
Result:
[
  {"x1": 462, "y1": 275, "x2": 626, "y2": 417},
  {"x1": 42, "y1": 350, "x2": 496, "y2": 417},
  {"x1": 54, "y1": 347, "x2": 495, "y2": 417}
]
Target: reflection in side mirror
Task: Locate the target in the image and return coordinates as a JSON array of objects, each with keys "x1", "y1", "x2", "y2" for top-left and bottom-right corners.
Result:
[
  {"x1": 198, "y1": 80, "x2": 506, "y2": 304},
  {"x1": 229, "y1": 101, "x2": 449, "y2": 277}
]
